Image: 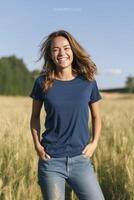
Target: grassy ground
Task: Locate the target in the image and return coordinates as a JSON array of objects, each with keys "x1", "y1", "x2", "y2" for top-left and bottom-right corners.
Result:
[{"x1": 0, "y1": 93, "x2": 134, "y2": 200}]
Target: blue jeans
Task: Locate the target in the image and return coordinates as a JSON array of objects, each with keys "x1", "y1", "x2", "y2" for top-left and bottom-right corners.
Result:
[{"x1": 38, "y1": 154, "x2": 105, "y2": 200}]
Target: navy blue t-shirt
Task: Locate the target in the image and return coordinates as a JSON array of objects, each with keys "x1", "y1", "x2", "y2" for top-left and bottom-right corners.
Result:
[{"x1": 30, "y1": 74, "x2": 102, "y2": 157}]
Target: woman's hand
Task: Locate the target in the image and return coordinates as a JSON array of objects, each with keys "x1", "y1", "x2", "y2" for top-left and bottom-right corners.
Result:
[
  {"x1": 82, "y1": 142, "x2": 98, "y2": 158},
  {"x1": 35, "y1": 143, "x2": 51, "y2": 160}
]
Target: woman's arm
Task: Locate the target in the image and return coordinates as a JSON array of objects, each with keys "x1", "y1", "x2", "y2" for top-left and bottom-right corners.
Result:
[
  {"x1": 82, "y1": 101, "x2": 102, "y2": 158},
  {"x1": 30, "y1": 99, "x2": 50, "y2": 160},
  {"x1": 90, "y1": 101, "x2": 102, "y2": 145}
]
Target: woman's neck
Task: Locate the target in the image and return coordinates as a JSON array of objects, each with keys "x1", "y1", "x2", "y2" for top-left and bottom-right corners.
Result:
[{"x1": 55, "y1": 71, "x2": 78, "y2": 81}]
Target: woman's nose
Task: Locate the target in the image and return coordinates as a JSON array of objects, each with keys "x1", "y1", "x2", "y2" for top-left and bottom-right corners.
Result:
[{"x1": 58, "y1": 48, "x2": 65, "y2": 56}]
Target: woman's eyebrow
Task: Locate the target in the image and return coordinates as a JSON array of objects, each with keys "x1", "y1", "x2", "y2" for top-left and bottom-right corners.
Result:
[{"x1": 52, "y1": 45, "x2": 70, "y2": 49}]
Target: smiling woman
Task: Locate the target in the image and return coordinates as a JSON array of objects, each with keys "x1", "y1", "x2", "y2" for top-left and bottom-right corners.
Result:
[
  {"x1": 51, "y1": 36, "x2": 74, "y2": 73},
  {"x1": 30, "y1": 30, "x2": 105, "y2": 200},
  {"x1": 38, "y1": 30, "x2": 97, "y2": 92}
]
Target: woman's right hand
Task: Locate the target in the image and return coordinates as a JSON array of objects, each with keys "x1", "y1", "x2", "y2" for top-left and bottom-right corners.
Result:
[{"x1": 35, "y1": 143, "x2": 51, "y2": 160}]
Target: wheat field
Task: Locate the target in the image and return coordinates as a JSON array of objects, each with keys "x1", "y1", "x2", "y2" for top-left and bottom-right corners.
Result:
[{"x1": 0, "y1": 93, "x2": 134, "y2": 200}]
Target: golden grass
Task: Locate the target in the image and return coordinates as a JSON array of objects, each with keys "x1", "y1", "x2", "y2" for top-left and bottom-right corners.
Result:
[{"x1": 0, "y1": 93, "x2": 134, "y2": 200}]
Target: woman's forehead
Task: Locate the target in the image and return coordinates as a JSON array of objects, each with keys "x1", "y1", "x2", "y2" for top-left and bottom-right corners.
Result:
[{"x1": 51, "y1": 36, "x2": 70, "y2": 48}]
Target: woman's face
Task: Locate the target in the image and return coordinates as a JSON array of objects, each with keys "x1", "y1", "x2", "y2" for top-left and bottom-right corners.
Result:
[{"x1": 51, "y1": 36, "x2": 73, "y2": 69}]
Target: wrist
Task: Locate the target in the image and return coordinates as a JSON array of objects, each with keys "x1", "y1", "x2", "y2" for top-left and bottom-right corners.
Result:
[{"x1": 91, "y1": 139, "x2": 98, "y2": 147}]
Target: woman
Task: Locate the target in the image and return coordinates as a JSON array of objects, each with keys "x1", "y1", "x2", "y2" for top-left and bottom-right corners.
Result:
[{"x1": 30, "y1": 30, "x2": 105, "y2": 200}]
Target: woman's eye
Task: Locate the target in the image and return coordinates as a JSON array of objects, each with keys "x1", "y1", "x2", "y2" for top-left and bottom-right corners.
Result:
[
  {"x1": 65, "y1": 47, "x2": 70, "y2": 50},
  {"x1": 53, "y1": 49, "x2": 58, "y2": 52}
]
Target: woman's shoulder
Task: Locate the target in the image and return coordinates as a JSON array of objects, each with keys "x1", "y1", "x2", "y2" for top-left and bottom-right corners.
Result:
[
  {"x1": 79, "y1": 74, "x2": 96, "y2": 84},
  {"x1": 33, "y1": 75, "x2": 46, "y2": 88},
  {"x1": 36, "y1": 74, "x2": 46, "y2": 81}
]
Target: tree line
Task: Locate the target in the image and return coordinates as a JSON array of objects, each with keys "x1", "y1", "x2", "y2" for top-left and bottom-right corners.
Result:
[
  {"x1": 0, "y1": 56, "x2": 40, "y2": 96},
  {"x1": 0, "y1": 56, "x2": 134, "y2": 95},
  {"x1": 125, "y1": 76, "x2": 134, "y2": 93}
]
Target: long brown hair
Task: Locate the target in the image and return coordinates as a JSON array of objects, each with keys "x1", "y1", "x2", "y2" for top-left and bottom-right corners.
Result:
[{"x1": 38, "y1": 30, "x2": 97, "y2": 92}]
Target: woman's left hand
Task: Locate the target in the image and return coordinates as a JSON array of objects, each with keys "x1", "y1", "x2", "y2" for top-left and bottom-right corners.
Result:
[{"x1": 82, "y1": 142, "x2": 98, "y2": 158}]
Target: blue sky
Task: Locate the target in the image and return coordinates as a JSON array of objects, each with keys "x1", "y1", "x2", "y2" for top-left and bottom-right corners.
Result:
[{"x1": 0, "y1": 0, "x2": 134, "y2": 89}]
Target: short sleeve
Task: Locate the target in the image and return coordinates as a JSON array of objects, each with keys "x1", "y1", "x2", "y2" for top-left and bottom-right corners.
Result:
[
  {"x1": 90, "y1": 80, "x2": 102, "y2": 104},
  {"x1": 29, "y1": 77, "x2": 44, "y2": 101}
]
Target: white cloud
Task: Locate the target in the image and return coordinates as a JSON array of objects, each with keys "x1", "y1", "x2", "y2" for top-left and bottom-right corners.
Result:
[
  {"x1": 107, "y1": 68, "x2": 122, "y2": 75},
  {"x1": 53, "y1": 7, "x2": 82, "y2": 12},
  {"x1": 98, "y1": 68, "x2": 122, "y2": 75}
]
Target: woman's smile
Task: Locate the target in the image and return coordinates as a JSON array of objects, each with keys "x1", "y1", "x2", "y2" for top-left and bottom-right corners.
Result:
[{"x1": 51, "y1": 36, "x2": 73, "y2": 68}]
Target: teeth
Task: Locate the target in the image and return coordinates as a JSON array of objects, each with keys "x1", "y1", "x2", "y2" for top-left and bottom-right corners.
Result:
[{"x1": 58, "y1": 58, "x2": 68, "y2": 61}]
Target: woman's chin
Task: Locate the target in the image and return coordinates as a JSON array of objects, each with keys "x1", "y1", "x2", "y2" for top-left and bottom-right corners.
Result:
[{"x1": 56, "y1": 64, "x2": 70, "y2": 69}]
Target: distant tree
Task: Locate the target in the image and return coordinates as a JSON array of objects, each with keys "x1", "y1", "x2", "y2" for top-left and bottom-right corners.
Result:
[
  {"x1": 0, "y1": 55, "x2": 33, "y2": 95},
  {"x1": 125, "y1": 76, "x2": 134, "y2": 93},
  {"x1": 0, "y1": 55, "x2": 44, "y2": 96}
]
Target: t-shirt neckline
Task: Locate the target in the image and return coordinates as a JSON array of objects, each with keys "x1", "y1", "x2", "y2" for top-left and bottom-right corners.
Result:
[{"x1": 54, "y1": 75, "x2": 79, "y2": 83}]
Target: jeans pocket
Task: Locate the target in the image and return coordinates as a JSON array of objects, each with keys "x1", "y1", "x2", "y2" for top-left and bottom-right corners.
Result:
[
  {"x1": 81, "y1": 154, "x2": 91, "y2": 161},
  {"x1": 39, "y1": 156, "x2": 53, "y2": 161}
]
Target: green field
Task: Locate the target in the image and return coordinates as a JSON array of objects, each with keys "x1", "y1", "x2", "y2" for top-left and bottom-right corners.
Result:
[{"x1": 0, "y1": 93, "x2": 134, "y2": 200}]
